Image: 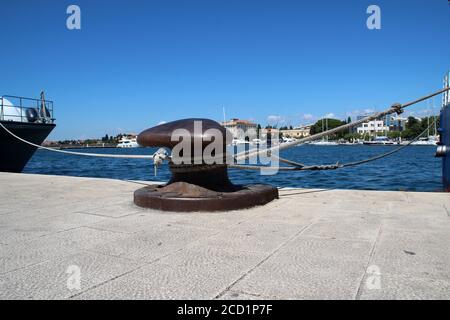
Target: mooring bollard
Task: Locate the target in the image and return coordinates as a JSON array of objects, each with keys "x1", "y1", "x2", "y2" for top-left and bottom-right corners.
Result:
[{"x1": 133, "y1": 118, "x2": 279, "y2": 212}]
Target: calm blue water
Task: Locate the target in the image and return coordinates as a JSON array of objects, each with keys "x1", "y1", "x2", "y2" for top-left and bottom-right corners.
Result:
[{"x1": 23, "y1": 145, "x2": 442, "y2": 192}]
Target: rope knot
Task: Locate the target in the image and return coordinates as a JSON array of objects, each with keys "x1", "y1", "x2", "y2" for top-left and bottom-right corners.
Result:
[
  {"x1": 152, "y1": 148, "x2": 170, "y2": 176},
  {"x1": 391, "y1": 103, "x2": 403, "y2": 115}
]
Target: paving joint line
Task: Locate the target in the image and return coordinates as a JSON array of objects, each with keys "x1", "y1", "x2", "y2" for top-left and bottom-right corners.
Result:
[
  {"x1": 213, "y1": 223, "x2": 314, "y2": 299},
  {"x1": 354, "y1": 222, "x2": 383, "y2": 300}
]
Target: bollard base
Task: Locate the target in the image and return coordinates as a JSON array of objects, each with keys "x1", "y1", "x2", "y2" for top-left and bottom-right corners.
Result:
[{"x1": 134, "y1": 182, "x2": 278, "y2": 212}]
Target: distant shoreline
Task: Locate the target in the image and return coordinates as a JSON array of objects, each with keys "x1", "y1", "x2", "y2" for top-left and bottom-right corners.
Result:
[{"x1": 55, "y1": 144, "x2": 118, "y2": 150}]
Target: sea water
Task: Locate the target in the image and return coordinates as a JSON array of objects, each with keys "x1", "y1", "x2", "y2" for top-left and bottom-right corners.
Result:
[{"x1": 23, "y1": 145, "x2": 442, "y2": 192}]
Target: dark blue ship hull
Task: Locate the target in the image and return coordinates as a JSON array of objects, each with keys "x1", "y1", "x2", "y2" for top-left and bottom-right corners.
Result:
[
  {"x1": 439, "y1": 104, "x2": 450, "y2": 191},
  {"x1": 0, "y1": 121, "x2": 55, "y2": 173}
]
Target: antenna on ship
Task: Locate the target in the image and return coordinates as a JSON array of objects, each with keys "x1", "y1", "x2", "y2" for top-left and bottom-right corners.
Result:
[
  {"x1": 40, "y1": 91, "x2": 45, "y2": 113},
  {"x1": 39, "y1": 90, "x2": 52, "y2": 123},
  {"x1": 40, "y1": 91, "x2": 46, "y2": 122}
]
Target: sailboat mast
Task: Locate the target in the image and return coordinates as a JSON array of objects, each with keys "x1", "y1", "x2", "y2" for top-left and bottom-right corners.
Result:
[
  {"x1": 321, "y1": 117, "x2": 324, "y2": 142},
  {"x1": 435, "y1": 116, "x2": 437, "y2": 136},
  {"x1": 433, "y1": 98, "x2": 436, "y2": 136},
  {"x1": 222, "y1": 106, "x2": 226, "y2": 123}
]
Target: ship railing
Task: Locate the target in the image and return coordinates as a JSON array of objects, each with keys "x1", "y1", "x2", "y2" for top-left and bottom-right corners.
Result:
[{"x1": 0, "y1": 95, "x2": 55, "y2": 124}]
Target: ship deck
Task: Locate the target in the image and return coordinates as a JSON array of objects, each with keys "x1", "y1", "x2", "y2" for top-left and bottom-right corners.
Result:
[{"x1": 1, "y1": 172, "x2": 449, "y2": 299}]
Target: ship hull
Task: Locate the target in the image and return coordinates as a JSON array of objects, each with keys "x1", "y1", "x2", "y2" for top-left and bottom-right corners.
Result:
[
  {"x1": 440, "y1": 105, "x2": 450, "y2": 191},
  {"x1": 0, "y1": 121, "x2": 55, "y2": 173}
]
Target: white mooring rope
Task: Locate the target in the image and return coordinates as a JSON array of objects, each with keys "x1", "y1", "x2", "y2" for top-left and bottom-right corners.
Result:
[
  {"x1": 234, "y1": 86, "x2": 450, "y2": 162},
  {"x1": 0, "y1": 121, "x2": 154, "y2": 159},
  {"x1": 1, "y1": 86, "x2": 448, "y2": 174},
  {"x1": 229, "y1": 120, "x2": 436, "y2": 171}
]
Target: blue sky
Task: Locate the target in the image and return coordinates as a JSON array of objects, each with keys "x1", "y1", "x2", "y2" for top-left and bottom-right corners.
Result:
[{"x1": 1, "y1": 0, "x2": 449, "y2": 140}]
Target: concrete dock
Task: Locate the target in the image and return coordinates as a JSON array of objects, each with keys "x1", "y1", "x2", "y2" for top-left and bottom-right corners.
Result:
[{"x1": 0, "y1": 172, "x2": 449, "y2": 300}]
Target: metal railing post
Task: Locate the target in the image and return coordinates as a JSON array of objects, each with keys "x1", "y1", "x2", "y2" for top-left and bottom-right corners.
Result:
[{"x1": 20, "y1": 97, "x2": 23, "y2": 122}]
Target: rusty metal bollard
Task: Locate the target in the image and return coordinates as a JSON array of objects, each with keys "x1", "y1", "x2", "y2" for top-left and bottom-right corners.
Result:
[{"x1": 133, "y1": 118, "x2": 278, "y2": 212}]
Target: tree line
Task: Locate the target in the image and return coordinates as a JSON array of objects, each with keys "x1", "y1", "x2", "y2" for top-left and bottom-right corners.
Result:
[{"x1": 57, "y1": 133, "x2": 131, "y2": 145}]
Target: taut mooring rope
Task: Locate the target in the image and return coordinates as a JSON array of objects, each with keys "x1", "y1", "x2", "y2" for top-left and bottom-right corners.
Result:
[
  {"x1": 0, "y1": 121, "x2": 154, "y2": 159},
  {"x1": 234, "y1": 86, "x2": 450, "y2": 162},
  {"x1": 229, "y1": 120, "x2": 436, "y2": 171}
]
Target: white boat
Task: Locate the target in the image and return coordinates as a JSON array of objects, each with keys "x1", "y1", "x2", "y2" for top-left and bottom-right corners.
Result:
[
  {"x1": 117, "y1": 137, "x2": 139, "y2": 148},
  {"x1": 310, "y1": 140, "x2": 338, "y2": 146},
  {"x1": 281, "y1": 137, "x2": 296, "y2": 143},
  {"x1": 363, "y1": 136, "x2": 396, "y2": 145},
  {"x1": 410, "y1": 106, "x2": 439, "y2": 146},
  {"x1": 411, "y1": 136, "x2": 438, "y2": 146}
]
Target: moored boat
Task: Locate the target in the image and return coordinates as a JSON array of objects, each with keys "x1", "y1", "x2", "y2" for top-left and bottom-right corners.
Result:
[
  {"x1": 117, "y1": 137, "x2": 139, "y2": 148},
  {"x1": 310, "y1": 139, "x2": 338, "y2": 146},
  {"x1": 0, "y1": 93, "x2": 56, "y2": 172},
  {"x1": 363, "y1": 136, "x2": 396, "y2": 146},
  {"x1": 411, "y1": 136, "x2": 438, "y2": 146}
]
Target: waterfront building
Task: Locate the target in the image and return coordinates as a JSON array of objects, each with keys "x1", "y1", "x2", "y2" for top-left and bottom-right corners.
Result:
[
  {"x1": 279, "y1": 125, "x2": 312, "y2": 138},
  {"x1": 356, "y1": 113, "x2": 406, "y2": 134},
  {"x1": 260, "y1": 127, "x2": 279, "y2": 139},
  {"x1": 385, "y1": 115, "x2": 407, "y2": 132},
  {"x1": 356, "y1": 120, "x2": 389, "y2": 135},
  {"x1": 221, "y1": 118, "x2": 258, "y2": 141}
]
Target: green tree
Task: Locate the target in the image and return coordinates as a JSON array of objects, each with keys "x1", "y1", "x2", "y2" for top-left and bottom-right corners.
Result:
[
  {"x1": 420, "y1": 116, "x2": 440, "y2": 135},
  {"x1": 343, "y1": 132, "x2": 362, "y2": 142},
  {"x1": 310, "y1": 118, "x2": 346, "y2": 139},
  {"x1": 407, "y1": 116, "x2": 420, "y2": 128},
  {"x1": 402, "y1": 116, "x2": 422, "y2": 139},
  {"x1": 387, "y1": 131, "x2": 401, "y2": 139}
]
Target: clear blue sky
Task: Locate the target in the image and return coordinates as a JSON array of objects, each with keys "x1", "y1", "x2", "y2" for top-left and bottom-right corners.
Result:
[{"x1": 1, "y1": 0, "x2": 449, "y2": 140}]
